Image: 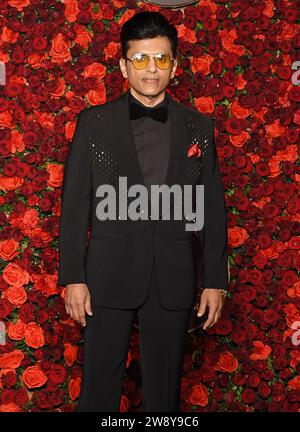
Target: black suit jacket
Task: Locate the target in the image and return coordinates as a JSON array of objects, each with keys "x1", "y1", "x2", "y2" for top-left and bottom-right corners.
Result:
[{"x1": 57, "y1": 90, "x2": 229, "y2": 310}]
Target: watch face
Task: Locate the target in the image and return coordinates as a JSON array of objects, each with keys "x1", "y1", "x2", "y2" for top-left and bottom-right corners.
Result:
[{"x1": 142, "y1": 0, "x2": 198, "y2": 7}]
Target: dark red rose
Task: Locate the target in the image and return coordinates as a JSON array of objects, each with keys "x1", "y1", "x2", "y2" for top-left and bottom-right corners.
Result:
[
  {"x1": 50, "y1": 392, "x2": 64, "y2": 407},
  {"x1": 34, "y1": 390, "x2": 51, "y2": 409},
  {"x1": 36, "y1": 310, "x2": 49, "y2": 324},
  {"x1": 241, "y1": 388, "x2": 256, "y2": 404},
  {"x1": 233, "y1": 373, "x2": 246, "y2": 386},
  {"x1": 215, "y1": 319, "x2": 233, "y2": 335},
  {"x1": 48, "y1": 364, "x2": 66, "y2": 385},
  {"x1": 232, "y1": 330, "x2": 246, "y2": 345},
  {"x1": 263, "y1": 309, "x2": 279, "y2": 325},
  {"x1": 1, "y1": 389, "x2": 15, "y2": 404},
  {"x1": 19, "y1": 303, "x2": 35, "y2": 323},
  {"x1": 0, "y1": 298, "x2": 14, "y2": 319},
  {"x1": 47, "y1": 381, "x2": 59, "y2": 393},
  {"x1": 247, "y1": 373, "x2": 261, "y2": 388},
  {"x1": 219, "y1": 374, "x2": 230, "y2": 387},
  {"x1": 15, "y1": 386, "x2": 29, "y2": 406},
  {"x1": 211, "y1": 387, "x2": 224, "y2": 402},
  {"x1": 2, "y1": 371, "x2": 17, "y2": 387},
  {"x1": 261, "y1": 369, "x2": 274, "y2": 381}
]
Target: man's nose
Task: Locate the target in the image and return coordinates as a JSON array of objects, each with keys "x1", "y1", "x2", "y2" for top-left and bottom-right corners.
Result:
[{"x1": 146, "y1": 57, "x2": 158, "y2": 72}]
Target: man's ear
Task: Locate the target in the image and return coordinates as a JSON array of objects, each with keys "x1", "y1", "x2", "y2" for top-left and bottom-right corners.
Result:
[
  {"x1": 119, "y1": 58, "x2": 128, "y2": 79},
  {"x1": 170, "y1": 58, "x2": 178, "y2": 80}
]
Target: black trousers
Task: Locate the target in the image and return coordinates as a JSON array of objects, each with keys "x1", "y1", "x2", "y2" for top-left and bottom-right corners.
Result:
[{"x1": 77, "y1": 259, "x2": 193, "y2": 412}]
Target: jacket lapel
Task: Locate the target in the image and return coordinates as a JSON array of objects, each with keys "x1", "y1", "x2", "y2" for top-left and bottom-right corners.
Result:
[{"x1": 164, "y1": 91, "x2": 187, "y2": 188}]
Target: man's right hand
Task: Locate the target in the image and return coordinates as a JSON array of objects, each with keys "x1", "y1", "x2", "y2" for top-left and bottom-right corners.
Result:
[{"x1": 65, "y1": 283, "x2": 93, "y2": 327}]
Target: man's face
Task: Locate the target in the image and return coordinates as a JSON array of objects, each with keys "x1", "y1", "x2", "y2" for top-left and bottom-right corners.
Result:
[{"x1": 119, "y1": 36, "x2": 177, "y2": 98}]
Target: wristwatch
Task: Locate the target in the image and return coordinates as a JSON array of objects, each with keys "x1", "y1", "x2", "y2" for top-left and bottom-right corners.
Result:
[{"x1": 219, "y1": 288, "x2": 230, "y2": 298}]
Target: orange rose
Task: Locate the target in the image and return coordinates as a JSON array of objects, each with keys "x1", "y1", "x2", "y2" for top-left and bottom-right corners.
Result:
[
  {"x1": 0, "y1": 349, "x2": 24, "y2": 369},
  {"x1": 7, "y1": 0, "x2": 30, "y2": 12},
  {"x1": 0, "y1": 239, "x2": 19, "y2": 261},
  {"x1": 249, "y1": 341, "x2": 272, "y2": 361},
  {"x1": 194, "y1": 96, "x2": 214, "y2": 114},
  {"x1": 0, "y1": 110, "x2": 13, "y2": 128},
  {"x1": 24, "y1": 323, "x2": 45, "y2": 349},
  {"x1": 69, "y1": 377, "x2": 81, "y2": 401},
  {"x1": 64, "y1": 0, "x2": 80, "y2": 23},
  {"x1": 83, "y1": 62, "x2": 106, "y2": 80},
  {"x1": 104, "y1": 41, "x2": 120, "y2": 61},
  {"x1": 265, "y1": 119, "x2": 286, "y2": 139},
  {"x1": 33, "y1": 274, "x2": 59, "y2": 297},
  {"x1": 228, "y1": 227, "x2": 248, "y2": 248},
  {"x1": 21, "y1": 209, "x2": 39, "y2": 231},
  {"x1": 230, "y1": 100, "x2": 251, "y2": 119},
  {"x1": 27, "y1": 53, "x2": 45, "y2": 69},
  {"x1": 215, "y1": 351, "x2": 239, "y2": 372},
  {"x1": 0, "y1": 175, "x2": 23, "y2": 191},
  {"x1": 0, "y1": 402, "x2": 22, "y2": 412},
  {"x1": 2, "y1": 262, "x2": 29, "y2": 288},
  {"x1": 74, "y1": 27, "x2": 93, "y2": 50},
  {"x1": 190, "y1": 54, "x2": 212, "y2": 75},
  {"x1": 288, "y1": 376, "x2": 300, "y2": 390},
  {"x1": 118, "y1": 9, "x2": 135, "y2": 26},
  {"x1": 261, "y1": 241, "x2": 285, "y2": 260},
  {"x1": 86, "y1": 82, "x2": 107, "y2": 106},
  {"x1": 176, "y1": 24, "x2": 197, "y2": 44},
  {"x1": 65, "y1": 118, "x2": 77, "y2": 141},
  {"x1": 2, "y1": 26, "x2": 17, "y2": 43},
  {"x1": 49, "y1": 33, "x2": 71, "y2": 64},
  {"x1": 185, "y1": 383, "x2": 208, "y2": 407},
  {"x1": 5, "y1": 285, "x2": 27, "y2": 306},
  {"x1": 22, "y1": 365, "x2": 48, "y2": 389},
  {"x1": 287, "y1": 281, "x2": 300, "y2": 298},
  {"x1": 7, "y1": 319, "x2": 26, "y2": 340},
  {"x1": 230, "y1": 131, "x2": 250, "y2": 148},
  {"x1": 219, "y1": 28, "x2": 245, "y2": 56},
  {"x1": 64, "y1": 343, "x2": 78, "y2": 367},
  {"x1": 46, "y1": 163, "x2": 64, "y2": 188}
]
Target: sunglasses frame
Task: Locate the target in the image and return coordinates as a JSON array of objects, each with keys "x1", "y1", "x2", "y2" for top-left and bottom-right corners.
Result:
[{"x1": 125, "y1": 53, "x2": 175, "y2": 70}]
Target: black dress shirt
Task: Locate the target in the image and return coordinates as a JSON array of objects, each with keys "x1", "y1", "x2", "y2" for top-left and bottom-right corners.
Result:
[{"x1": 128, "y1": 91, "x2": 170, "y2": 193}]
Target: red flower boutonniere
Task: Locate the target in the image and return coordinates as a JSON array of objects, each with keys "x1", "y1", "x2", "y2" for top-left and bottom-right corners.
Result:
[{"x1": 187, "y1": 142, "x2": 202, "y2": 158}]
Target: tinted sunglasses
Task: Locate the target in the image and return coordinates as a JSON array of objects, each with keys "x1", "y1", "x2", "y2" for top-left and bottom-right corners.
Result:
[{"x1": 125, "y1": 53, "x2": 175, "y2": 70}]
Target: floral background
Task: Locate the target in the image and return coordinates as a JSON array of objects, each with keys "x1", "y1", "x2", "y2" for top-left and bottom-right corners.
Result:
[{"x1": 0, "y1": 0, "x2": 299, "y2": 412}]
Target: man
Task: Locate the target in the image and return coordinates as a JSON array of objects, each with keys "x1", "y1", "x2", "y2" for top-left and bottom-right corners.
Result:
[{"x1": 57, "y1": 11, "x2": 229, "y2": 412}]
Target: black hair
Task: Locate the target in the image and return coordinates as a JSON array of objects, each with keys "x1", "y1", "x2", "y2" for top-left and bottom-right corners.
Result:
[{"x1": 120, "y1": 11, "x2": 178, "y2": 59}]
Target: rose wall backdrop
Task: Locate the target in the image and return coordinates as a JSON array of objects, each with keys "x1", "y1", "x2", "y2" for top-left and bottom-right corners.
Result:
[{"x1": 0, "y1": 0, "x2": 299, "y2": 412}]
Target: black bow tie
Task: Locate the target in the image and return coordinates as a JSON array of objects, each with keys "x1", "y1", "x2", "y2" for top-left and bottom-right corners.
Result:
[{"x1": 129, "y1": 102, "x2": 168, "y2": 123}]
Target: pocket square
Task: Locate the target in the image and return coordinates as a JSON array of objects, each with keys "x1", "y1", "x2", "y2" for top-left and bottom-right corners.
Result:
[{"x1": 187, "y1": 142, "x2": 202, "y2": 158}]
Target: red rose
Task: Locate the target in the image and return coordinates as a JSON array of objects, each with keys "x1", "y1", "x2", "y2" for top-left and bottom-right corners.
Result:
[
  {"x1": 185, "y1": 383, "x2": 208, "y2": 407},
  {"x1": 1, "y1": 389, "x2": 15, "y2": 404},
  {"x1": 258, "y1": 381, "x2": 271, "y2": 398},
  {"x1": 48, "y1": 364, "x2": 66, "y2": 385},
  {"x1": 247, "y1": 373, "x2": 261, "y2": 388},
  {"x1": 35, "y1": 390, "x2": 51, "y2": 409},
  {"x1": 0, "y1": 298, "x2": 14, "y2": 319},
  {"x1": 241, "y1": 388, "x2": 256, "y2": 404},
  {"x1": 2, "y1": 371, "x2": 17, "y2": 387},
  {"x1": 15, "y1": 386, "x2": 28, "y2": 407}
]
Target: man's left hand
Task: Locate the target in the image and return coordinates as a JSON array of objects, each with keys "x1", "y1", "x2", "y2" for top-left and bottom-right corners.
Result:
[{"x1": 197, "y1": 288, "x2": 225, "y2": 331}]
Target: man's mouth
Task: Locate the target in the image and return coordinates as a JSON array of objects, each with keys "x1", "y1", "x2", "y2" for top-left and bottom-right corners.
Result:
[{"x1": 143, "y1": 78, "x2": 159, "y2": 84}]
